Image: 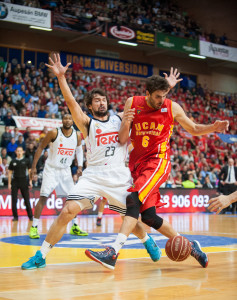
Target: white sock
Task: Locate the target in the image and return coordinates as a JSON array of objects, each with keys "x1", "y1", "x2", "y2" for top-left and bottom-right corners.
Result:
[
  {"x1": 111, "y1": 233, "x2": 127, "y2": 254},
  {"x1": 40, "y1": 240, "x2": 53, "y2": 259},
  {"x1": 72, "y1": 218, "x2": 77, "y2": 225},
  {"x1": 98, "y1": 212, "x2": 103, "y2": 218},
  {"x1": 140, "y1": 233, "x2": 149, "y2": 244},
  {"x1": 32, "y1": 217, "x2": 39, "y2": 227}
]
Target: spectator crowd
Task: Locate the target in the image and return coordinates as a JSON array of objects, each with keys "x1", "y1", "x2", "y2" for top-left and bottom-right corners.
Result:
[{"x1": 8, "y1": 0, "x2": 229, "y2": 46}]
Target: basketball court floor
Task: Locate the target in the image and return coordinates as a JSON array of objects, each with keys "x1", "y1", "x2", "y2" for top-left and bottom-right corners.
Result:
[{"x1": 0, "y1": 213, "x2": 237, "y2": 300}]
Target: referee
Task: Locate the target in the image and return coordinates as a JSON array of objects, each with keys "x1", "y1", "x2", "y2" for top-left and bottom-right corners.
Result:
[{"x1": 8, "y1": 146, "x2": 33, "y2": 221}]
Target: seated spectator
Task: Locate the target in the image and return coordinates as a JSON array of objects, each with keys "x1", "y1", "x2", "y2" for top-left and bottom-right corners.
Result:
[
  {"x1": 174, "y1": 172, "x2": 183, "y2": 188},
  {"x1": 32, "y1": 174, "x2": 41, "y2": 188},
  {"x1": 39, "y1": 127, "x2": 48, "y2": 142},
  {"x1": 3, "y1": 111, "x2": 16, "y2": 126},
  {"x1": 109, "y1": 103, "x2": 118, "y2": 116},
  {"x1": 38, "y1": 105, "x2": 47, "y2": 118},
  {"x1": 25, "y1": 142, "x2": 36, "y2": 165},
  {"x1": 16, "y1": 135, "x2": 26, "y2": 150},
  {"x1": 11, "y1": 89, "x2": 22, "y2": 104},
  {"x1": 182, "y1": 174, "x2": 196, "y2": 188},
  {"x1": 0, "y1": 157, "x2": 9, "y2": 186},
  {"x1": 47, "y1": 98, "x2": 59, "y2": 116},
  {"x1": 203, "y1": 175, "x2": 214, "y2": 188},
  {"x1": 1, "y1": 147, "x2": 12, "y2": 164},
  {"x1": 1, "y1": 126, "x2": 12, "y2": 148},
  {"x1": 7, "y1": 137, "x2": 18, "y2": 158},
  {"x1": 11, "y1": 127, "x2": 22, "y2": 141},
  {"x1": 23, "y1": 126, "x2": 31, "y2": 141}
]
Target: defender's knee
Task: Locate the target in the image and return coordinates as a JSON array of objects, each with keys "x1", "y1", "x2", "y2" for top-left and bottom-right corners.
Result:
[{"x1": 141, "y1": 207, "x2": 163, "y2": 230}]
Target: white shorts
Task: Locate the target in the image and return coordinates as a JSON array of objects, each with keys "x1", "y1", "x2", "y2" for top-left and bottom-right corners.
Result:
[
  {"x1": 40, "y1": 163, "x2": 74, "y2": 198},
  {"x1": 67, "y1": 164, "x2": 132, "y2": 215}
]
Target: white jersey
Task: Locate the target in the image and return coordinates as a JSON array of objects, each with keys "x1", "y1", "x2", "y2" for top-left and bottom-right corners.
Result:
[
  {"x1": 85, "y1": 115, "x2": 127, "y2": 166},
  {"x1": 46, "y1": 127, "x2": 77, "y2": 169}
]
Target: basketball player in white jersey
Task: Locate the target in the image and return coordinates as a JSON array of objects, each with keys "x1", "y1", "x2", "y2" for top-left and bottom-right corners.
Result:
[
  {"x1": 29, "y1": 114, "x2": 88, "y2": 239},
  {"x1": 22, "y1": 53, "x2": 160, "y2": 270}
]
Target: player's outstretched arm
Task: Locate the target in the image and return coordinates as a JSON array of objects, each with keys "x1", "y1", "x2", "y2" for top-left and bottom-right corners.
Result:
[
  {"x1": 45, "y1": 53, "x2": 90, "y2": 138},
  {"x1": 208, "y1": 191, "x2": 237, "y2": 214},
  {"x1": 118, "y1": 97, "x2": 135, "y2": 145},
  {"x1": 30, "y1": 129, "x2": 56, "y2": 179},
  {"x1": 172, "y1": 102, "x2": 229, "y2": 136}
]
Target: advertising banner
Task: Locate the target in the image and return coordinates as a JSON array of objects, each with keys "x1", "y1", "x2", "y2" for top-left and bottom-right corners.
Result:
[
  {"x1": 53, "y1": 12, "x2": 105, "y2": 35},
  {"x1": 217, "y1": 133, "x2": 237, "y2": 144},
  {"x1": 0, "y1": 188, "x2": 217, "y2": 216},
  {"x1": 156, "y1": 32, "x2": 199, "y2": 54},
  {"x1": 12, "y1": 116, "x2": 62, "y2": 130},
  {"x1": 0, "y1": 2, "x2": 51, "y2": 28},
  {"x1": 107, "y1": 23, "x2": 155, "y2": 45},
  {"x1": 157, "y1": 188, "x2": 217, "y2": 213},
  {"x1": 61, "y1": 51, "x2": 153, "y2": 78},
  {"x1": 199, "y1": 40, "x2": 237, "y2": 62}
]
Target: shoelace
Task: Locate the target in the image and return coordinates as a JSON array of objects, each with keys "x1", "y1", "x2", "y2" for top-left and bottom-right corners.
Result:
[{"x1": 95, "y1": 247, "x2": 115, "y2": 257}]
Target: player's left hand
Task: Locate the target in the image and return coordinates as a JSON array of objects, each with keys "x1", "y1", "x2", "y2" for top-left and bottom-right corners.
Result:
[
  {"x1": 123, "y1": 108, "x2": 135, "y2": 123},
  {"x1": 164, "y1": 67, "x2": 183, "y2": 89},
  {"x1": 213, "y1": 120, "x2": 229, "y2": 133}
]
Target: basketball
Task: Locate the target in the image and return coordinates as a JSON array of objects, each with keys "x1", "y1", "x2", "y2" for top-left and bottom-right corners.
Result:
[{"x1": 165, "y1": 236, "x2": 191, "y2": 262}]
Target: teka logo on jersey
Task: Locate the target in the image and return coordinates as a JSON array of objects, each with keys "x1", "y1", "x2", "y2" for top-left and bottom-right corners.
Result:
[
  {"x1": 96, "y1": 131, "x2": 119, "y2": 146},
  {"x1": 110, "y1": 26, "x2": 135, "y2": 40},
  {"x1": 57, "y1": 147, "x2": 74, "y2": 156}
]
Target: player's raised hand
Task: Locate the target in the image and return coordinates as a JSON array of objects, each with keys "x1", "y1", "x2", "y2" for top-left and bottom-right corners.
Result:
[
  {"x1": 163, "y1": 67, "x2": 183, "y2": 89},
  {"x1": 213, "y1": 120, "x2": 229, "y2": 133},
  {"x1": 45, "y1": 53, "x2": 71, "y2": 78}
]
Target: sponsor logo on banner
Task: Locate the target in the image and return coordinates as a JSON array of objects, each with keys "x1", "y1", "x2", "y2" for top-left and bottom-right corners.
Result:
[
  {"x1": 157, "y1": 33, "x2": 199, "y2": 54},
  {"x1": 61, "y1": 51, "x2": 153, "y2": 78},
  {"x1": 109, "y1": 25, "x2": 135, "y2": 40},
  {"x1": 199, "y1": 40, "x2": 237, "y2": 62},
  {"x1": 136, "y1": 30, "x2": 155, "y2": 45},
  {"x1": 12, "y1": 116, "x2": 62, "y2": 130},
  {"x1": 0, "y1": 1, "x2": 51, "y2": 28}
]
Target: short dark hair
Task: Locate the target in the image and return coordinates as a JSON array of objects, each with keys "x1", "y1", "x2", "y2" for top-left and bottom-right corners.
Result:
[
  {"x1": 84, "y1": 88, "x2": 109, "y2": 110},
  {"x1": 146, "y1": 75, "x2": 170, "y2": 94}
]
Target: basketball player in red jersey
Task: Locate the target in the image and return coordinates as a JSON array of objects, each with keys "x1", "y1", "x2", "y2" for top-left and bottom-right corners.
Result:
[{"x1": 86, "y1": 71, "x2": 229, "y2": 269}]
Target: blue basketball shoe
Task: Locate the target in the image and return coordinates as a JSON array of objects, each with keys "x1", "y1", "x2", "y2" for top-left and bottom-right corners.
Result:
[
  {"x1": 21, "y1": 250, "x2": 46, "y2": 270},
  {"x1": 190, "y1": 240, "x2": 208, "y2": 268},
  {"x1": 143, "y1": 235, "x2": 162, "y2": 262},
  {"x1": 85, "y1": 247, "x2": 119, "y2": 270}
]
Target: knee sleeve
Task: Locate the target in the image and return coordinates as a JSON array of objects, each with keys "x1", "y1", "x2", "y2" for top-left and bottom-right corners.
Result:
[
  {"x1": 125, "y1": 192, "x2": 141, "y2": 220},
  {"x1": 141, "y1": 207, "x2": 163, "y2": 230}
]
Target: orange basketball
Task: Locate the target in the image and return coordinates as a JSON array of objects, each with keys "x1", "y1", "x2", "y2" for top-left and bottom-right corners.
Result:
[{"x1": 165, "y1": 236, "x2": 191, "y2": 262}]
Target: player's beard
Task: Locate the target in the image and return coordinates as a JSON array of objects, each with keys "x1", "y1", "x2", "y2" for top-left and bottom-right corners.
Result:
[{"x1": 93, "y1": 110, "x2": 108, "y2": 117}]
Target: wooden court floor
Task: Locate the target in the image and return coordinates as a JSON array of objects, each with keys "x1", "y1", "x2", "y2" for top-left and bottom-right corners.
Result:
[{"x1": 0, "y1": 213, "x2": 237, "y2": 300}]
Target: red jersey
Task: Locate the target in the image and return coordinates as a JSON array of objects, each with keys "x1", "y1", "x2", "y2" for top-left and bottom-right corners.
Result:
[{"x1": 129, "y1": 96, "x2": 174, "y2": 172}]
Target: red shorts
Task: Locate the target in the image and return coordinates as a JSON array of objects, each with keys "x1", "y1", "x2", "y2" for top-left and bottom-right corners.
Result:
[{"x1": 128, "y1": 158, "x2": 171, "y2": 212}]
